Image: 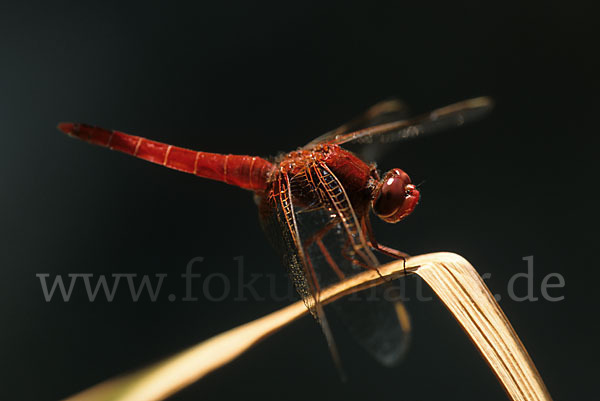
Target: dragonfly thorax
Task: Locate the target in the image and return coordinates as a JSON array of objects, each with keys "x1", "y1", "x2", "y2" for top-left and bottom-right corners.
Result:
[{"x1": 277, "y1": 144, "x2": 336, "y2": 174}]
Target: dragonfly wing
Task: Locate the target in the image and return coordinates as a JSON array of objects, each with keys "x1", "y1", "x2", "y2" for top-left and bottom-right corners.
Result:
[
  {"x1": 294, "y1": 208, "x2": 411, "y2": 366},
  {"x1": 332, "y1": 288, "x2": 411, "y2": 366},
  {"x1": 289, "y1": 163, "x2": 411, "y2": 366},
  {"x1": 258, "y1": 174, "x2": 318, "y2": 315},
  {"x1": 258, "y1": 173, "x2": 347, "y2": 375},
  {"x1": 306, "y1": 98, "x2": 410, "y2": 147},
  {"x1": 306, "y1": 96, "x2": 493, "y2": 148}
]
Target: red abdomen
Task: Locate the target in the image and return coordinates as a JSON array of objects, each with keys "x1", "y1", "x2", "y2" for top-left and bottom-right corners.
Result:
[{"x1": 58, "y1": 123, "x2": 274, "y2": 191}]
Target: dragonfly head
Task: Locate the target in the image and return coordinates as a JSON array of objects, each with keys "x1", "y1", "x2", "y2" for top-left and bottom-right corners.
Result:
[{"x1": 372, "y1": 168, "x2": 420, "y2": 223}]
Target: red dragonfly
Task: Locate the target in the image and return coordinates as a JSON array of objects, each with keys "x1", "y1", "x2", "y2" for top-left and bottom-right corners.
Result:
[{"x1": 58, "y1": 96, "x2": 492, "y2": 371}]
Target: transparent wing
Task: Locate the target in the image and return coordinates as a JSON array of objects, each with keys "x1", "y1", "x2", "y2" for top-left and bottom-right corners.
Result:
[
  {"x1": 333, "y1": 291, "x2": 411, "y2": 366},
  {"x1": 258, "y1": 173, "x2": 346, "y2": 375},
  {"x1": 306, "y1": 97, "x2": 409, "y2": 163},
  {"x1": 318, "y1": 98, "x2": 410, "y2": 141},
  {"x1": 258, "y1": 174, "x2": 318, "y2": 315},
  {"x1": 285, "y1": 163, "x2": 411, "y2": 366},
  {"x1": 305, "y1": 96, "x2": 493, "y2": 148}
]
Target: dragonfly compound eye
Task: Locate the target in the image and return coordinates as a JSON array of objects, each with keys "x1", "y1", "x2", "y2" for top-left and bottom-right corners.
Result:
[{"x1": 373, "y1": 168, "x2": 420, "y2": 223}]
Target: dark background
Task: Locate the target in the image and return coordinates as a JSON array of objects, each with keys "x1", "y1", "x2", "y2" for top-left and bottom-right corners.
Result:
[{"x1": 1, "y1": 1, "x2": 598, "y2": 400}]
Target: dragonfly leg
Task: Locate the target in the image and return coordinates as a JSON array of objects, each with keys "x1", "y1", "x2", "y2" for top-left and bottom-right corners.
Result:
[
  {"x1": 336, "y1": 241, "x2": 389, "y2": 282},
  {"x1": 304, "y1": 252, "x2": 323, "y2": 302},
  {"x1": 303, "y1": 219, "x2": 346, "y2": 280},
  {"x1": 363, "y1": 217, "x2": 411, "y2": 276},
  {"x1": 370, "y1": 244, "x2": 408, "y2": 277}
]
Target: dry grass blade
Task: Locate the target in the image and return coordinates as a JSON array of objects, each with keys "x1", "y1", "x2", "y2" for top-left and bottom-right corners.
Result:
[
  {"x1": 63, "y1": 252, "x2": 551, "y2": 401},
  {"x1": 412, "y1": 253, "x2": 552, "y2": 401}
]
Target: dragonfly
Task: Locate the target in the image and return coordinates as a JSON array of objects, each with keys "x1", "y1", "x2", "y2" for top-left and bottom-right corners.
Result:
[{"x1": 58, "y1": 96, "x2": 492, "y2": 372}]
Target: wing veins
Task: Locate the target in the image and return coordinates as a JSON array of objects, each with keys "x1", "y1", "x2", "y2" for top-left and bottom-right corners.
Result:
[
  {"x1": 311, "y1": 163, "x2": 378, "y2": 267},
  {"x1": 305, "y1": 96, "x2": 493, "y2": 147}
]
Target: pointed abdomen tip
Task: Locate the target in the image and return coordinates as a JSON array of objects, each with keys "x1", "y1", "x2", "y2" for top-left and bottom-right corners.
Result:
[{"x1": 57, "y1": 122, "x2": 75, "y2": 135}]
